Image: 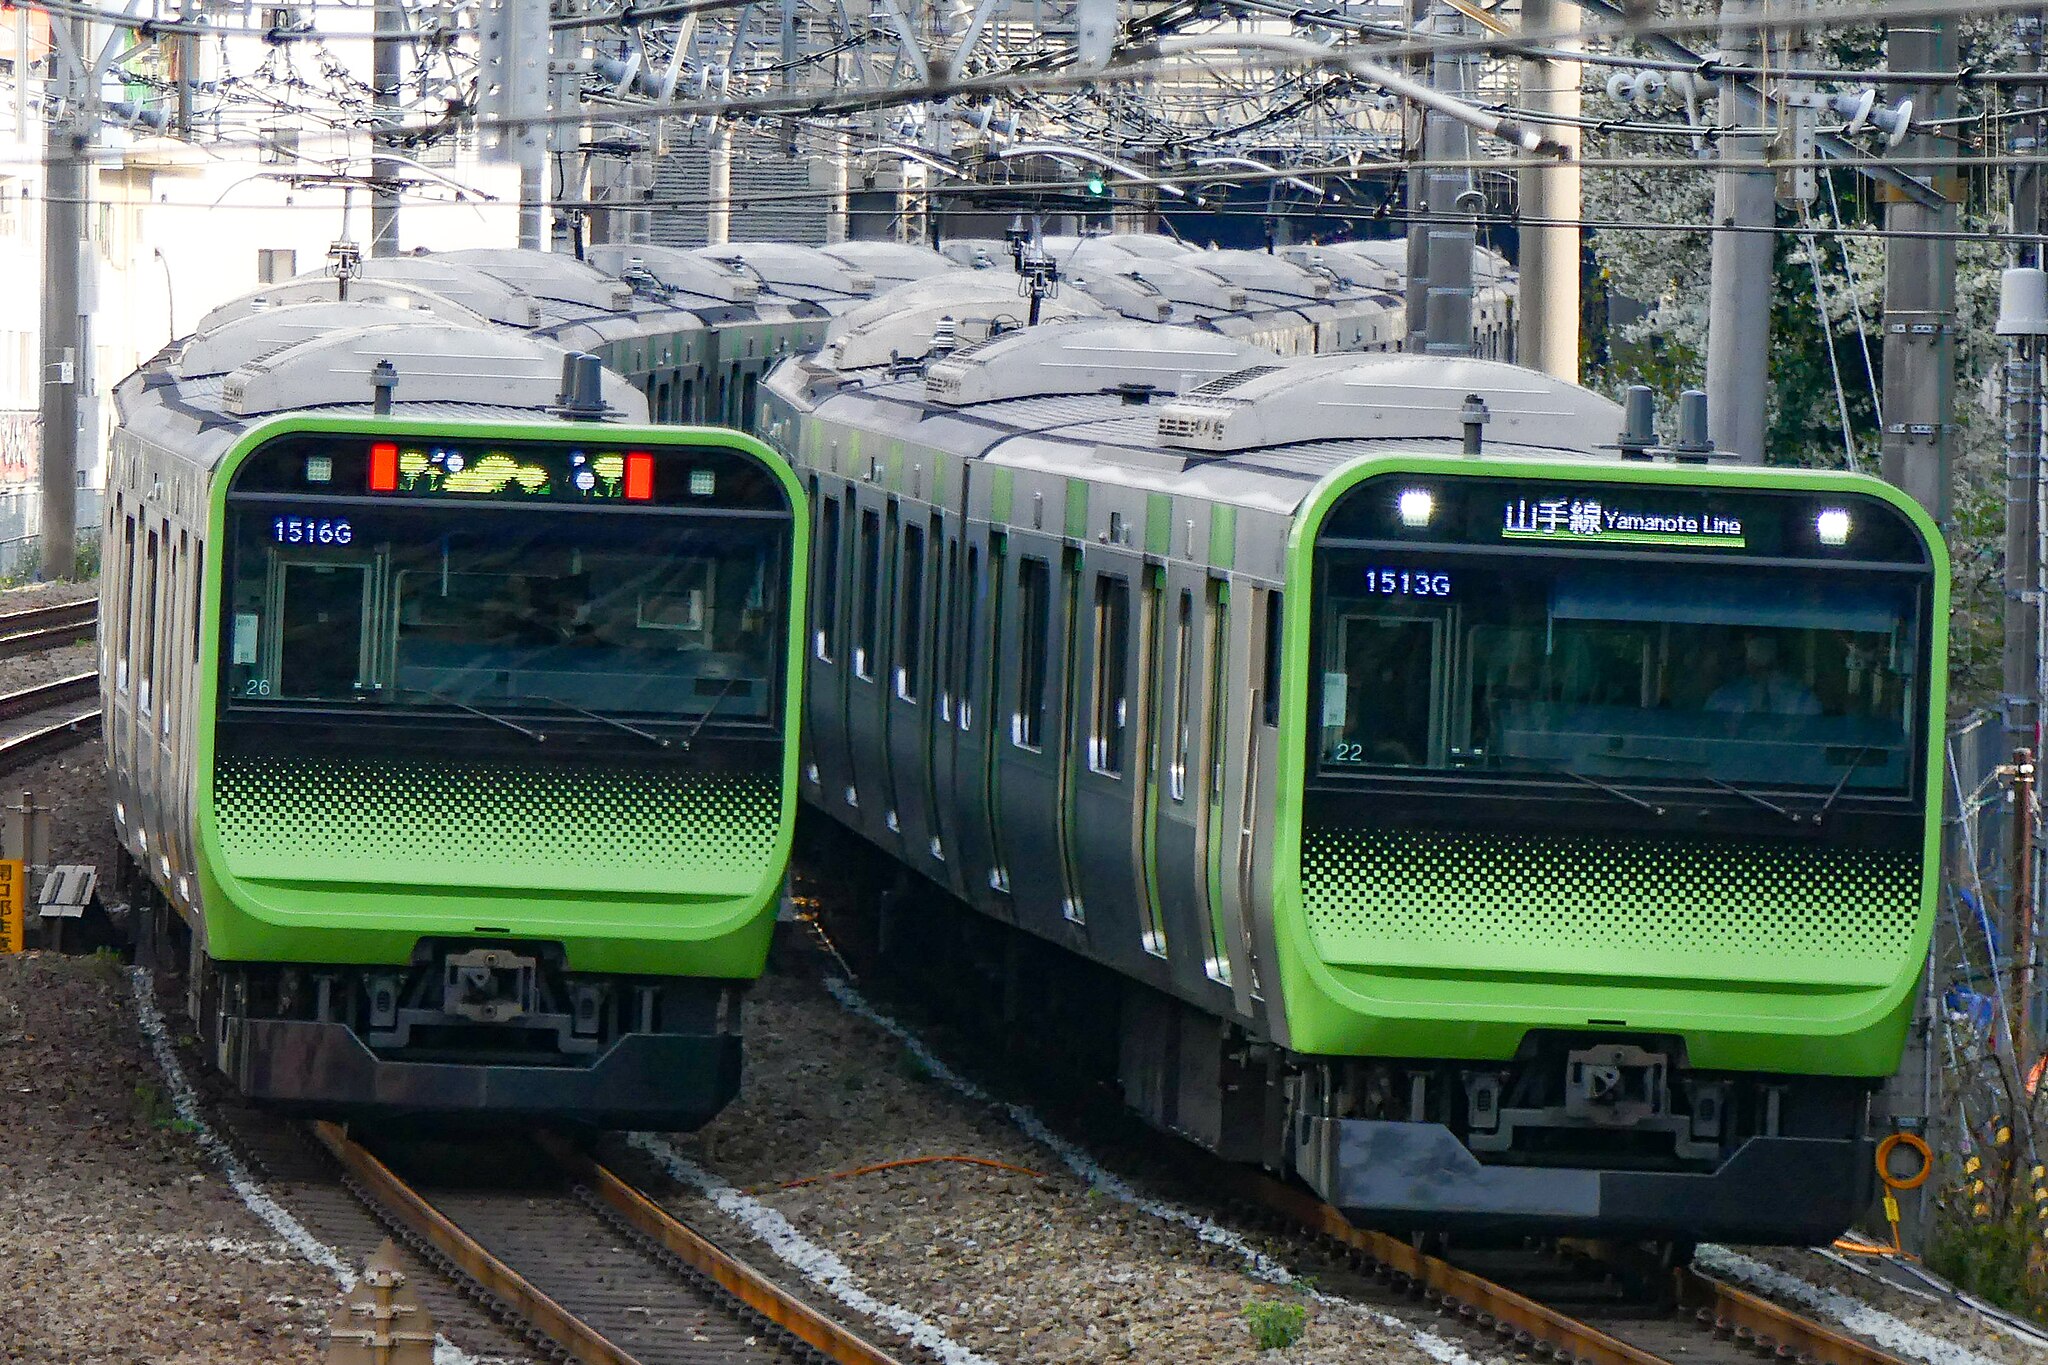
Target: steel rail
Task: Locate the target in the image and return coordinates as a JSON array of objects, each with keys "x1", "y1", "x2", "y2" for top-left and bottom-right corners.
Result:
[
  {"x1": 0, "y1": 673, "x2": 96, "y2": 724},
  {"x1": 314, "y1": 1122, "x2": 902, "y2": 1365},
  {"x1": 538, "y1": 1135, "x2": 905, "y2": 1365},
  {"x1": 1676, "y1": 1268, "x2": 1913, "y2": 1365},
  {"x1": 1232, "y1": 1166, "x2": 1912, "y2": 1365},
  {"x1": 312, "y1": 1120, "x2": 643, "y2": 1365},
  {"x1": 0, "y1": 706, "x2": 101, "y2": 767},
  {"x1": 0, "y1": 600, "x2": 97, "y2": 658}
]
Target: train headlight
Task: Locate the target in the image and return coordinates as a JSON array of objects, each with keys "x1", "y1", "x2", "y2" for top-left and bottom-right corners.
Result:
[
  {"x1": 1397, "y1": 488, "x2": 1434, "y2": 528},
  {"x1": 1816, "y1": 508, "x2": 1852, "y2": 546}
]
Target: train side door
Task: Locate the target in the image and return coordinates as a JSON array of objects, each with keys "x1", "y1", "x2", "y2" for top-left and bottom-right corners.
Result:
[
  {"x1": 1154, "y1": 565, "x2": 1235, "y2": 1003},
  {"x1": 989, "y1": 528, "x2": 1078, "y2": 941},
  {"x1": 881, "y1": 506, "x2": 939, "y2": 871},
  {"x1": 843, "y1": 486, "x2": 902, "y2": 850},
  {"x1": 1067, "y1": 539, "x2": 1164, "y2": 981},
  {"x1": 942, "y1": 519, "x2": 1009, "y2": 921},
  {"x1": 802, "y1": 478, "x2": 860, "y2": 828}
]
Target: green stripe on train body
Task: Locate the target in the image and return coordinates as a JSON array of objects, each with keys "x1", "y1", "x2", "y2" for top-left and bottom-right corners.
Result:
[
  {"x1": 189, "y1": 416, "x2": 809, "y2": 978},
  {"x1": 1272, "y1": 454, "x2": 1948, "y2": 1078}
]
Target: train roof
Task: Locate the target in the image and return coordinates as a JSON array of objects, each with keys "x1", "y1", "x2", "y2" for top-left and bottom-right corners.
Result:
[
  {"x1": 697, "y1": 242, "x2": 877, "y2": 309},
  {"x1": 816, "y1": 273, "x2": 1106, "y2": 373},
  {"x1": 769, "y1": 317, "x2": 1621, "y2": 517},
  {"x1": 819, "y1": 241, "x2": 957, "y2": 289},
  {"x1": 117, "y1": 306, "x2": 649, "y2": 473}
]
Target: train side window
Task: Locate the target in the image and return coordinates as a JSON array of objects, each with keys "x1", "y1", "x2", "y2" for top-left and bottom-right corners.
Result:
[
  {"x1": 681, "y1": 378, "x2": 695, "y2": 422},
  {"x1": 896, "y1": 522, "x2": 926, "y2": 702},
  {"x1": 854, "y1": 508, "x2": 880, "y2": 680},
  {"x1": 1169, "y1": 589, "x2": 1193, "y2": 800},
  {"x1": 1262, "y1": 590, "x2": 1284, "y2": 727},
  {"x1": 742, "y1": 371, "x2": 760, "y2": 429},
  {"x1": 958, "y1": 543, "x2": 981, "y2": 731},
  {"x1": 1089, "y1": 574, "x2": 1130, "y2": 776},
  {"x1": 115, "y1": 516, "x2": 136, "y2": 693},
  {"x1": 815, "y1": 495, "x2": 841, "y2": 662},
  {"x1": 190, "y1": 543, "x2": 204, "y2": 663},
  {"x1": 139, "y1": 528, "x2": 161, "y2": 714},
  {"x1": 937, "y1": 530, "x2": 957, "y2": 721},
  {"x1": 1206, "y1": 584, "x2": 1229, "y2": 797},
  {"x1": 1013, "y1": 556, "x2": 1050, "y2": 750}
]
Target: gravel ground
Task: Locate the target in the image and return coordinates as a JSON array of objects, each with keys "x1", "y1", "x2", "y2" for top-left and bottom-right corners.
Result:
[
  {"x1": 0, "y1": 952, "x2": 338, "y2": 1364},
  {"x1": 619, "y1": 969, "x2": 1495, "y2": 1365},
  {"x1": 1721, "y1": 1245, "x2": 2047, "y2": 1365},
  {"x1": 0, "y1": 579, "x2": 98, "y2": 615}
]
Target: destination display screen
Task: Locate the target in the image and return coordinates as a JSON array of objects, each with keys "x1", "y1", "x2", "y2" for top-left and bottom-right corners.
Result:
[
  {"x1": 229, "y1": 431, "x2": 789, "y2": 513},
  {"x1": 1319, "y1": 476, "x2": 1929, "y2": 564}
]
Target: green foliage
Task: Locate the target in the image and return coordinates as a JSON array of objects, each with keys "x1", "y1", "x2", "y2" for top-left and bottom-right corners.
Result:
[
  {"x1": 1928, "y1": 1203, "x2": 2048, "y2": 1323},
  {"x1": 1243, "y1": 1297, "x2": 1309, "y2": 1351},
  {"x1": 131, "y1": 1081, "x2": 199, "y2": 1136}
]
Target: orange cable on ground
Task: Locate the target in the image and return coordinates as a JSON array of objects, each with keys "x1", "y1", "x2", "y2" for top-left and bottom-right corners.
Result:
[{"x1": 747, "y1": 1154, "x2": 1046, "y2": 1195}]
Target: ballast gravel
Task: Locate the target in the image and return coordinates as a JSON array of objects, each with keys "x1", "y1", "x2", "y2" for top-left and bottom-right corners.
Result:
[
  {"x1": 1712, "y1": 1245, "x2": 2048, "y2": 1365},
  {"x1": 0, "y1": 951, "x2": 337, "y2": 1363},
  {"x1": 617, "y1": 969, "x2": 1498, "y2": 1365}
]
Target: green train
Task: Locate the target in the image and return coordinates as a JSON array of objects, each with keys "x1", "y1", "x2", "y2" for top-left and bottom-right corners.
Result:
[
  {"x1": 761, "y1": 320, "x2": 1946, "y2": 1242},
  {"x1": 106, "y1": 289, "x2": 805, "y2": 1127}
]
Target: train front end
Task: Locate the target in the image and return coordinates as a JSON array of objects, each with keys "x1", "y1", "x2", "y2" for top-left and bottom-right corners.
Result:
[
  {"x1": 190, "y1": 417, "x2": 802, "y2": 1128},
  {"x1": 1277, "y1": 459, "x2": 1944, "y2": 1242}
]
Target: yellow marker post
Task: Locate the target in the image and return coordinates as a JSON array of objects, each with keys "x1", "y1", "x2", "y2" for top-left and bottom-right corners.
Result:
[{"x1": 0, "y1": 858, "x2": 23, "y2": 953}]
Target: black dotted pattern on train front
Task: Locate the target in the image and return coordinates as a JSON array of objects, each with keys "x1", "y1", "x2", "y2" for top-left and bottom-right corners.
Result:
[
  {"x1": 1300, "y1": 828, "x2": 1921, "y2": 972},
  {"x1": 213, "y1": 755, "x2": 780, "y2": 881}
]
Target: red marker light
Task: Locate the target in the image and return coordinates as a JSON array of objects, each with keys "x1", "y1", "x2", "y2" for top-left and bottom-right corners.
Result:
[
  {"x1": 624, "y1": 451, "x2": 655, "y2": 501},
  {"x1": 368, "y1": 442, "x2": 399, "y2": 492}
]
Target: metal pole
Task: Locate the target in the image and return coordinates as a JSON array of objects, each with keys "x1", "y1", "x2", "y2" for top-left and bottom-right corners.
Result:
[
  {"x1": 1403, "y1": 0, "x2": 1429, "y2": 351},
  {"x1": 704, "y1": 125, "x2": 731, "y2": 245},
  {"x1": 1705, "y1": 0, "x2": 1774, "y2": 463},
  {"x1": 369, "y1": 0, "x2": 402, "y2": 254},
  {"x1": 2014, "y1": 749, "x2": 2038, "y2": 1079},
  {"x1": 37, "y1": 16, "x2": 88, "y2": 582},
  {"x1": 1516, "y1": 0, "x2": 1581, "y2": 380},
  {"x1": 2005, "y1": 15, "x2": 2045, "y2": 745},
  {"x1": 1422, "y1": 1, "x2": 1475, "y2": 357},
  {"x1": 1879, "y1": 20, "x2": 1958, "y2": 519}
]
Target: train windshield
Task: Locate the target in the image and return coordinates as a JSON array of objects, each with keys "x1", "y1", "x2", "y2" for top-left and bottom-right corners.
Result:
[
  {"x1": 1309, "y1": 554, "x2": 1923, "y2": 795},
  {"x1": 220, "y1": 503, "x2": 787, "y2": 726}
]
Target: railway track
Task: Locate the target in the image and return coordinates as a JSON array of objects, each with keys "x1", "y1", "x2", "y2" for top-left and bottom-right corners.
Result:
[
  {"x1": 1230, "y1": 1165, "x2": 1913, "y2": 1365},
  {"x1": 0, "y1": 598, "x2": 96, "y2": 657},
  {"x1": 0, "y1": 672, "x2": 99, "y2": 765},
  {"x1": 311, "y1": 1122, "x2": 903, "y2": 1365}
]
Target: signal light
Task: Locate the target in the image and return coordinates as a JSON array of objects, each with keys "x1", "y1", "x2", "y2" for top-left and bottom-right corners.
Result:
[
  {"x1": 624, "y1": 450, "x2": 655, "y2": 501},
  {"x1": 1086, "y1": 173, "x2": 1107, "y2": 197},
  {"x1": 368, "y1": 441, "x2": 398, "y2": 492}
]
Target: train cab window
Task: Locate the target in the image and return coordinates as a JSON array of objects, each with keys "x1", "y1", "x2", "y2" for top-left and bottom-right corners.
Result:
[
  {"x1": 896, "y1": 523, "x2": 926, "y2": 702},
  {"x1": 1089, "y1": 574, "x2": 1130, "y2": 776},
  {"x1": 278, "y1": 564, "x2": 368, "y2": 698},
  {"x1": 1170, "y1": 590, "x2": 1193, "y2": 801},
  {"x1": 815, "y1": 495, "x2": 841, "y2": 662},
  {"x1": 854, "y1": 508, "x2": 882, "y2": 680},
  {"x1": 1014, "y1": 556, "x2": 1051, "y2": 750}
]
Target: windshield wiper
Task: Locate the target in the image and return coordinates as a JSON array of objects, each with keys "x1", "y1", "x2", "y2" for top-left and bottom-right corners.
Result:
[
  {"x1": 1609, "y1": 752, "x2": 1808, "y2": 824},
  {"x1": 1812, "y1": 746, "x2": 1879, "y2": 823},
  {"x1": 680, "y1": 676, "x2": 744, "y2": 751},
  {"x1": 411, "y1": 687, "x2": 549, "y2": 744},
  {"x1": 1536, "y1": 761, "x2": 1665, "y2": 817},
  {"x1": 532, "y1": 695, "x2": 671, "y2": 748}
]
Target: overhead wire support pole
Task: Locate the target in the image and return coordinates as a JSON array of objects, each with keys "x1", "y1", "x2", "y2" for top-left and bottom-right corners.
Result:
[
  {"x1": 1879, "y1": 17, "x2": 1957, "y2": 520},
  {"x1": 1423, "y1": 0, "x2": 1477, "y2": 358},
  {"x1": 38, "y1": 9, "x2": 90, "y2": 582},
  {"x1": 1704, "y1": 0, "x2": 1775, "y2": 464},
  {"x1": 2004, "y1": 11, "x2": 2046, "y2": 750},
  {"x1": 1516, "y1": 0, "x2": 1581, "y2": 380},
  {"x1": 370, "y1": 0, "x2": 403, "y2": 254}
]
